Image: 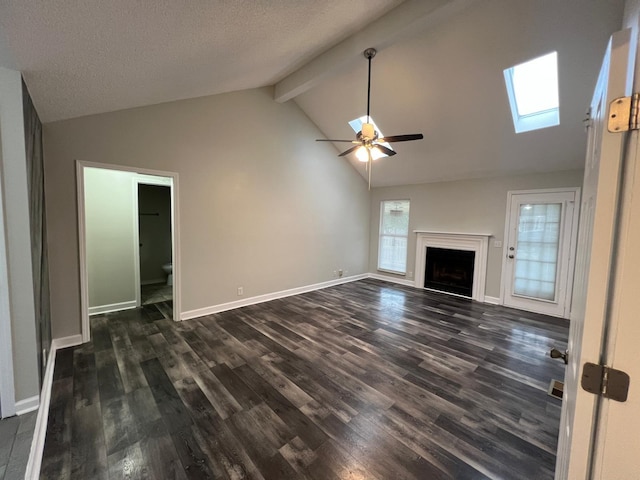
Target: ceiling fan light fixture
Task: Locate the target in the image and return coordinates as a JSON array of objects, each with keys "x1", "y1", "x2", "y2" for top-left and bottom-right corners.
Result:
[
  {"x1": 355, "y1": 146, "x2": 370, "y2": 162},
  {"x1": 314, "y1": 47, "x2": 423, "y2": 189}
]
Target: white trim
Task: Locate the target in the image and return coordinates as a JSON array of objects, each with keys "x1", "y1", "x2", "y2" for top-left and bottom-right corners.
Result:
[
  {"x1": 132, "y1": 177, "x2": 141, "y2": 308},
  {"x1": 369, "y1": 272, "x2": 415, "y2": 287},
  {"x1": 414, "y1": 232, "x2": 490, "y2": 302},
  {"x1": 413, "y1": 230, "x2": 492, "y2": 237},
  {"x1": 88, "y1": 300, "x2": 137, "y2": 316},
  {"x1": 0, "y1": 174, "x2": 15, "y2": 417},
  {"x1": 77, "y1": 160, "x2": 181, "y2": 344},
  {"x1": 181, "y1": 272, "x2": 502, "y2": 322},
  {"x1": 24, "y1": 335, "x2": 82, "y2": 480},
  {"x1": 15, "y1": 396, "x2": 39, "y2": 415},
  {"x1": 181, "y1": 274, "x2": 368, "y2": 320},
  {"x1": 0, "y1": 178, "x2": 15, "y2": 417},
  {"x1": 52, "y1": 335, "x2": 83, "y2": 350},
  {"x1": 378, "y1": 199, "x2": 411, "y2": 274},
  {"x1": 134, "y1": 175, "x2": 174, "y2": 306},
  {"x1": 484, "y1": 296, "x2": 501, "y2": 305},
  {"x1": 76, "y1": 161, "x2": 90, "y2": 343}
]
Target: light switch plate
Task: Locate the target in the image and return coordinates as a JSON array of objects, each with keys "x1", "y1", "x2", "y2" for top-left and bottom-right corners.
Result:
[{"x1": 494, "y1": 240, "x2": 503, "y2": 248}]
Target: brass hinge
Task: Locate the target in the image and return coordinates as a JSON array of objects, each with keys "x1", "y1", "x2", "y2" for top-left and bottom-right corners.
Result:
[
  {"x1": 583, "y1": 108, "x2": 592, "y2": 131},
  {"x1": 581, "y1": 363, "x2": 630, "y2": 402},
  {"x1": 608, "y1": 93, "x2": 640, "y2": 132}
]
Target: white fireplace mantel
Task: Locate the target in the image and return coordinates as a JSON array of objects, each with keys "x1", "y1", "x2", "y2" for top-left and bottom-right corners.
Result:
[{"x1": 414, "y1": 231, "x2": 491, "y2": 302}]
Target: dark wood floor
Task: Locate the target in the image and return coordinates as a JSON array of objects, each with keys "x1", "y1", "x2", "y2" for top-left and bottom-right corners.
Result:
[{"x1": 41, "y1": 279, "x2": 568, "y2": 479}]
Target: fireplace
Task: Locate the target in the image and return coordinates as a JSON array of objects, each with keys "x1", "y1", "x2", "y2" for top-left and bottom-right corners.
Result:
[
  {"x1": 414, "y1": 231, "x2": 490, "y2": 302},
  {"x1": 425, "y1": 247, "x2": 475, "y2": 297}
]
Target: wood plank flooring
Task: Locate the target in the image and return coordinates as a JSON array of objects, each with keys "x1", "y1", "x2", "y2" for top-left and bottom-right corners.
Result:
[
  {"x1": 0, "y1": 410, "x2": 37, "y2": 480},
  {"x1": 40, "y1": 279, "x2": 568, "y2": 479}
]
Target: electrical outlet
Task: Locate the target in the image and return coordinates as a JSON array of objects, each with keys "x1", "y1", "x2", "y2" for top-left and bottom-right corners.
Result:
[
  {"x1": 494, "y1": 240, "x2": 503, "y2": 248},
  {"x1": 338, "y1": 269, "x2": 343, "y2": 278},
  {"x1": 408, "y1": 271, "x2": 413, "y2": 278},
  {"x1": 333, "y1": 270, "x2": 337, "y2": 277},
  {"x1": 237, "y1": 287, "x2": 243, "y2": 296}
]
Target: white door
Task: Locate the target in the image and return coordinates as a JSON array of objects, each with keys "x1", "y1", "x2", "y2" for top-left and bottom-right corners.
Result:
[
  {"x1": 555, "y1": 28, "x2": 635, "y2": 480},
  {"x1": 589, "y1": 29, "x2": 640, "y2": 478},
  {"x1": 502, "y1": 189, "x2": 579, "y2": 318}
]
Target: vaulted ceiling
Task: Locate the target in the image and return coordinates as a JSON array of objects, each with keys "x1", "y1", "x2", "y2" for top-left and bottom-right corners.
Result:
[{"x1": 0, "y1": 0, "x2": 626, "y2": 186}]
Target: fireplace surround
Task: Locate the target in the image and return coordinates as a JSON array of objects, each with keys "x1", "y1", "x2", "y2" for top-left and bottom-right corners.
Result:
[{"x1": 414, "y1": 231, "x2": 490, "y2": 302}]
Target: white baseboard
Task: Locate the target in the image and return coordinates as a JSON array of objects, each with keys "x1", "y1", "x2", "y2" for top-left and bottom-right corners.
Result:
[
  {"x1": 181, "y1": 273, "x2": 369, "y2": 321},
  {"x1": 52, "y1": 334, "x2": 83, "y2": 350},
  {"x1": 484, "y1": 296, "x2": 501, "y2": 305},
  {"x1": 15, "y1": 395, "x2": 39, "y2": 415},
  {"x1": 368, "y1": 273, "x2": 416, "y2": 287},
  {"x1": 25, "y1": 334, "x2": 83, "y2": 480},
  {"x1": 89, "y1": 300, "x2": 137, "y2": 316}
]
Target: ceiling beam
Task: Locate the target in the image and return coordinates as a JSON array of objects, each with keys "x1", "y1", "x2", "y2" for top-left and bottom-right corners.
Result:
[{"x1": 273, "y1": 0, "x2": 478, "y2": 103}]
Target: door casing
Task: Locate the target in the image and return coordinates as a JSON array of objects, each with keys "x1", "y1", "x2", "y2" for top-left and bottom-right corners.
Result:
[
  {"x1": 134, "y1": 176, "x2": 174, "y2": 307},
  {"x1": 500, "y1": 187, "x2": 580, "y2": 318},
  {"x1": 76, "y1": 160, "x2": 181, "y2": 343}
]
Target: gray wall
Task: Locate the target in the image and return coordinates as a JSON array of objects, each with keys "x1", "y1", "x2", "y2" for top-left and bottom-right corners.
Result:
[
  {"x1": 44, "y1": 87, "x2": 370, "y2": 338},
  {"x1": 369, "y1": 170, "x2": 584, "y2": 298},
  {"x1": 84, "y1": 167, "x2": 137, "y2": 309},
  {"x1": 138, "y1": 184, "x2": 172, "y2": 284},
  {"x1": 0, "y1": 67, "x2": 39, "y2": 404}
]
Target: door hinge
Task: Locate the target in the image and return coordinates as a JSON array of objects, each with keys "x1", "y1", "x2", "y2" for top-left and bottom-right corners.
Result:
[
  {"x1": 581, "y1": 362, "x2": 630, "y2": 402},
  {"x1": 608, "y1": 93, "x2": 640, "y2": 132},
  {"x1": 583, "y1": 108, "x2": 592, "y2": 131}
]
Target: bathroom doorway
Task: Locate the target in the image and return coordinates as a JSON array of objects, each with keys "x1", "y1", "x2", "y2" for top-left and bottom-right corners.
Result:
[
  {"x1": 136, "y1": 180, "x2": 173, "y2": 306},
  {"x1": 77, "y1": 161, "x2": 180, "y2": 343}
]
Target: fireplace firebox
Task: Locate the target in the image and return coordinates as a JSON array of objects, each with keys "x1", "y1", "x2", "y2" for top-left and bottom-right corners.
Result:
[{"x1": 424, "y1": 247, "x2": 475, "y2": 297}]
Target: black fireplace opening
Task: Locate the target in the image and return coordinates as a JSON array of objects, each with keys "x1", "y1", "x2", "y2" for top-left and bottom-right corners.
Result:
[{"x1": 425, "y1": 247, "x2": 475, "y2": 297}]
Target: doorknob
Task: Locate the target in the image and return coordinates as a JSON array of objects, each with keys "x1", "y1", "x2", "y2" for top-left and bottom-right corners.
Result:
[
  {"x1": 508, "y1": 254, "x2": 514, "y2": 259},
  {"x1": 550, "y1": 348, "x2": 568, "y2": 365}
]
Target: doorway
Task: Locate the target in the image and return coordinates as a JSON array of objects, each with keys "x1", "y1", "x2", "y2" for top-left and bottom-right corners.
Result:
[
  {"x1": 136, "y1": 179, "x2": 173, "y2": 306},
  {"x1": 77, "y1": 161, "x2": 180, "y2": 343},
  {"x1": 501, "y1": 188, "x2": 580, "y2": 318}
]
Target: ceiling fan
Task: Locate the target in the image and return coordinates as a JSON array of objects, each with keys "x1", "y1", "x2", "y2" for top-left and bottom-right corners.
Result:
[{"x1": 316, "y1": 47, "x2": 423, "y2": 188}]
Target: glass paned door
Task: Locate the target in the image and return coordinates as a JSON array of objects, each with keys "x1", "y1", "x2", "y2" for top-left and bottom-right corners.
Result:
[
  {"x1": 503, "y1": 190, "x2": 579, "y2": 317},
  {"x1": 513, "y1": 203, "x2": 561, "y2": 300}
]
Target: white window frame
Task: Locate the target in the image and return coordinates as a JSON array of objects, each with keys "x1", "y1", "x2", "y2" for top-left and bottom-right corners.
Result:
[{"x1": 377, "y1": 199, "x2": 410, "y2": 275}]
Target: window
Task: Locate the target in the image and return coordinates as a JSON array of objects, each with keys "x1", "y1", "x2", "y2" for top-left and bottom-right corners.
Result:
[
  {"x1": 378, "y1": 200, "x2": 410, "y2": 274},
  {"x1": 513, "y1": 203, "x2": 561, "y2": 300},
  {"x1": 349, "y1": 115, "x2": 394, "y2": 159},
  {"x1": 504, "y1": 51, "x2": 559, "y2": 133}
]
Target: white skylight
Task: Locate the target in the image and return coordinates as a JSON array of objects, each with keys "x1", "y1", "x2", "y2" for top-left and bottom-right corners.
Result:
[
  {"x1": 504, "y1": 51, "x2": 559, "y2": 133},
  {"x1": 348, "y1": 116, "x2": 394, "y2": 159}
]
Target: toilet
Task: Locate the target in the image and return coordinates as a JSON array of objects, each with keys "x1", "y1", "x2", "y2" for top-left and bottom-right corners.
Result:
[{"x1": 162, "y1": 262, "x2": 173, "y2": 286}]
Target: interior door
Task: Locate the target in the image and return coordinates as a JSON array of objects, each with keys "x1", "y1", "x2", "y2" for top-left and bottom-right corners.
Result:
[
  {"x1": 589, "y1": 25, "x2": 640, "y2": 477},
  {"x1": 555, "y1": 28, "x2": 634, "y2": 480},
  {"x1": 503, "y1": 189, "x2": 579, "y2": 318}
]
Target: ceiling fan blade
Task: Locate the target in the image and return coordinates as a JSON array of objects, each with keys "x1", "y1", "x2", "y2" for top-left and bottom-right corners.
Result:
[
  {"x1": 379, "y1": 133, "x2": 424, "y2": 143},
  {"x1": 373, "y1": 144, "x2": 397, "y2": 157},
  {"x1": 338, "y1": 145, "x2": 360, "y2": 157},
  {"x1": 316, "y1": 139, "x2": 358, "y2": 143}
]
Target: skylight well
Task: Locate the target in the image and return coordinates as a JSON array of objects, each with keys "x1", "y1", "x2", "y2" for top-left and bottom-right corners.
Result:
[
  {"x1": 348, "y1": 116, "x2": 394, "y2": 160},
  {"x1": 504, "y1": 51, "x2": 559, "y2": 133}
]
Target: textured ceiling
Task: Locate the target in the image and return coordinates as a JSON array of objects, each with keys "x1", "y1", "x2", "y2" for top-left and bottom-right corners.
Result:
[
  {"x1": 0, "y1": 0, "x2": 627, "y2": 187},
  {"x1": 294, "y1": 0, "x2": 626, "y2": 186},
  {"x1": 0, "y1": 0, "x2": 404, "y2": 121}
]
